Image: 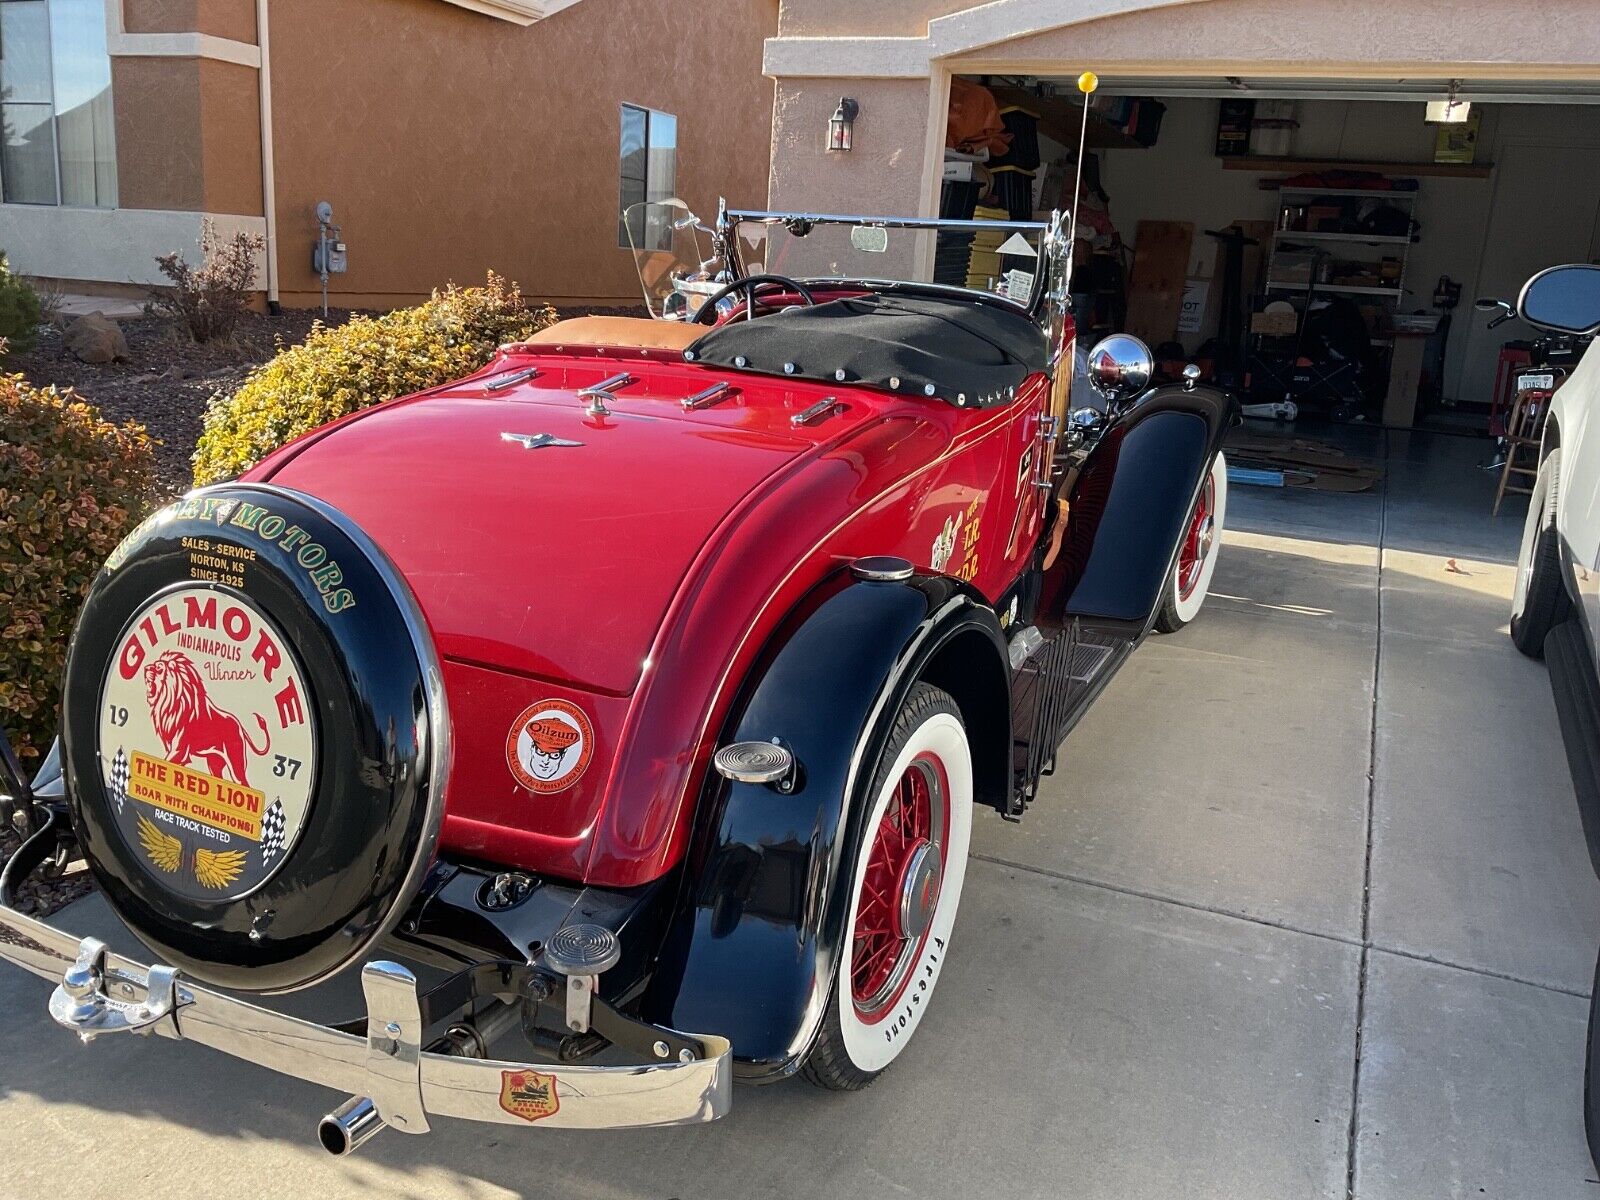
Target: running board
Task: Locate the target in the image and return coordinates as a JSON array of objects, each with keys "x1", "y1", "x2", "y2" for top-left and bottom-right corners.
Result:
[
  {"x1": 1543, "y1": 618, "x2": 1600, "y2": 880},
  {"x1": 1007, "y1": 623, "x2": 1136, "y2": 820}
]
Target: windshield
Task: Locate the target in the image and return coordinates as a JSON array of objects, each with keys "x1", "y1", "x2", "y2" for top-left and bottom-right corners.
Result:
[
  {"x1": 734, "y1": 216, "x2": 1045, "y2": 305},
  {"x1": 624, "y1": 199, "x2": 720, "y2": 319},
  {"x1": 625, "y1": 201, "x2": 1055, "y2": 319}
]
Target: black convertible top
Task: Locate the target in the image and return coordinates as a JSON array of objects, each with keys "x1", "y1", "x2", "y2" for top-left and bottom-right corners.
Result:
[{"x1": 683, "y1": 292, "x2": 1049, "y2": 407}]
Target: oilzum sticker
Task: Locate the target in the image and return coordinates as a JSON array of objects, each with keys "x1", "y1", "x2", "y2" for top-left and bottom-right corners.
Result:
[
  {"x1": 98, "y1": 587, "x2": 316, "y2": 900},
  {"x1": 505, "y1": 699, "x2": 594, "y2": 795}
]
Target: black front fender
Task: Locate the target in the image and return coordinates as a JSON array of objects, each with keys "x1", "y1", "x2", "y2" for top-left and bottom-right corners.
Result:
[
  {"x1": 642, "y1": 571, "x2": 1006, "y2": 1080},
  {"x1": 1046, "y1": 383, "x2": 1236, "y2": 626}
]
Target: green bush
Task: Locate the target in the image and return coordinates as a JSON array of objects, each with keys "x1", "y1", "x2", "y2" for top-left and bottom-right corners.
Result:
[
  {"x1": 193, "y1": 274, "x2": 555, "y2": 484},
  {"x1": 0, "y1": 374, "x2": 156, "y2": 765},
  {"x1": 0, "y1": 255, "x2": 42, "y2": 356}
]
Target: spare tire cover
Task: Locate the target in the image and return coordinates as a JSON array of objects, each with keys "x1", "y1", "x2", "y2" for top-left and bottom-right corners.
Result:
[{"x1": 59, "y1": 484, "x2": 449, "y2": 993}]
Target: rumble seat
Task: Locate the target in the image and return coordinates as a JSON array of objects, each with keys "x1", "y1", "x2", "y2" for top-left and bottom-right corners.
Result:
[{"x1": 525, "y1": 316, "x2": 702, "y2": 352}]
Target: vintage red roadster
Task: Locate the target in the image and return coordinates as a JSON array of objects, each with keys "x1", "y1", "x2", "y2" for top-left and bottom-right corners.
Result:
[{"x1": 0, "y1": 199, "x2": 1231, "y2": 1151}]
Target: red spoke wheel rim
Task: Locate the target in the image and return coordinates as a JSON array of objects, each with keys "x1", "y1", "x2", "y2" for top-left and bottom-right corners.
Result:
[
  {"x1": 851, "y1": 752, "x2": 949, "y2": 1022},
  {"x1": 1177, "y1": 472, "x2": 1216, "y2": 602}
]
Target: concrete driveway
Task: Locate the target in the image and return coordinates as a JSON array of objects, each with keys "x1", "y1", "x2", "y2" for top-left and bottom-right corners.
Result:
[{"x1": 2, "y1": 428, "x2": 1597, "y2": 1198}]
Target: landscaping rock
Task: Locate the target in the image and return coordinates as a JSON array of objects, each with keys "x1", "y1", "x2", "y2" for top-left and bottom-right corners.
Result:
[{"x1": 63, "y1": 312, "x2": 130, "y2": 364}]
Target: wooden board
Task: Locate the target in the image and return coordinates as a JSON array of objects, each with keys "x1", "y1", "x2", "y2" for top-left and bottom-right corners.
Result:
[
  {"x1": 1188, "y1": 220, "x2": 1275, "y2": 342},
  {"x1": 1234, "y1": 220, "x2": 1275, "y2": 297},
  {"x1": 1225, "y1": 432, "x2": 1384, "y2": 493},
  {"x1": 1125, "y1": 220, "x2": 1194, "y2": 347}
]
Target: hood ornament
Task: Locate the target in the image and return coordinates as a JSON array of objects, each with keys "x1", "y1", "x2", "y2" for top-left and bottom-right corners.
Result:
[{"x1": 501, "y1": 432, "x2": 583, "y2": 450}]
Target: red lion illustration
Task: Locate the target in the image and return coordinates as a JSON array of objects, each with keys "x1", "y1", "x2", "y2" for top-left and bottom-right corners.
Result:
[{"x1": 143, "y1": 651, "x2": 269, "y2": 785}]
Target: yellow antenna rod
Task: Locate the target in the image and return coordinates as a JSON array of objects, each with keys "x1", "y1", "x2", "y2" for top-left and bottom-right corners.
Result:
[{"x1": 1065, "y1": 71, "x2": 1099, "y2": 263}]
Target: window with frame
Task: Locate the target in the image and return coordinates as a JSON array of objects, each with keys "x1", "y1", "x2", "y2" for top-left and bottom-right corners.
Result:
[
  {"x1": 0, "y1": 0, "x2": 117, "y2": 207},
  {"x1": 618, "y1": 103, "x2": 676, "y2": 250}
]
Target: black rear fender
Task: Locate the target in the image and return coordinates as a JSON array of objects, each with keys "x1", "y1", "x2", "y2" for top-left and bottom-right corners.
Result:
[{"x1": 642, "y1": 571, "x2": 1007, "y2": 1080}]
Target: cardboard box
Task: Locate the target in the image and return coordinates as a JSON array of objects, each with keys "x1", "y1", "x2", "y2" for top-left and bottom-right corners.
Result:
[
  {"x1": 1382, "y1": 332, "x2": 1429, "y2": 427},
  {"x1": 1252, "y1": 308, "x2": 1299, "y2": 337}
]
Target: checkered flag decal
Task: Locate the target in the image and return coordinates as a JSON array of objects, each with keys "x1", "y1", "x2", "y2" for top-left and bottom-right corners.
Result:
[
  {"x1": 260, "y1": 799, "x2": 287, "y2": 863},
  {"x1": 109, "y1": 747, "x2": 129, "y2": 814}
]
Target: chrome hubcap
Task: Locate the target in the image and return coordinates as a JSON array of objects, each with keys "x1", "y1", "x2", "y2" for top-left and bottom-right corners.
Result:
[{"x1": 894, "y1": 840, "x2": 941, "y2": 941}]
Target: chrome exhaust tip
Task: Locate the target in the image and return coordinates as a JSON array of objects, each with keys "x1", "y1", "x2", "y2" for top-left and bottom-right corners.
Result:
[{"x1": 318, "y1": 1096, "x2": 385, "y2": 1156}]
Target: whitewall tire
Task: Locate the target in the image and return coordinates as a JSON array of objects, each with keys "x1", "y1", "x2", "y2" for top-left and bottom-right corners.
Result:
[
  {"x1": 801, "y1": 682, "x2": 972, "y2": 1089},
  {"x1": 1154, "y1": 451, "x2": 1228, "y2": 633}
]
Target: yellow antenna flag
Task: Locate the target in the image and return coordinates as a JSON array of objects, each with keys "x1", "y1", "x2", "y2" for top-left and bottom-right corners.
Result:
[{"x1": 1078, "y1": 71, "x2": 1099, "y2": 95}]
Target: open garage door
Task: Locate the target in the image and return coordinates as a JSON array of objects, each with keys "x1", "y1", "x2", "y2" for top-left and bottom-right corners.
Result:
[{"x1": 938, "y1": 72, "x2": 1600, "y2": 431}]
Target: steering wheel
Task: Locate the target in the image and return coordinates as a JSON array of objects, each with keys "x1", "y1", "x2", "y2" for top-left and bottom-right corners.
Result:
[{"x1": 691, "y1": 273, "x2": 818, "y2": 325}]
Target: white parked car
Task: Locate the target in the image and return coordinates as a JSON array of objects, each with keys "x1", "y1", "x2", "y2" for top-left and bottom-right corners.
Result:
[
  {"x1": 1497, "y1": 264, "x2": 1600, "y2": 1169},
  {"x1": 1502, "y1": 266, "x2": 1600, "y2": 658}
]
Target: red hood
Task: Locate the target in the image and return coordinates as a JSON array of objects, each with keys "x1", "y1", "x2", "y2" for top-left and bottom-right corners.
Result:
[{"x1": 262, "y1": 381, "x2": 808, "y2": 695}]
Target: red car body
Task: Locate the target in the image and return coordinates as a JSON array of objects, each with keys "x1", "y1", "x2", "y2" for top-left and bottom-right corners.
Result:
[
  {"x1": 250, "y1": 341, "x2": 1050, "y2": 888},
  {"x1": 0, "y1": 206, "x2": 1238, "y2": 1140}
]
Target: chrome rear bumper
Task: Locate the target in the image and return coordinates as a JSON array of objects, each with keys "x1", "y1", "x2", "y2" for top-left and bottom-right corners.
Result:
[{"x1": 0, "y1": 902, "x2": 732, "y2": 1139}]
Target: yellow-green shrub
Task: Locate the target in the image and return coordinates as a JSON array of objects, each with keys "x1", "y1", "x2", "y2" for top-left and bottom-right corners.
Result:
[
  {"x1": 193, "y1": 274, "x2": 555, "y2": 485},
  {"x1": 0, "y1": 375, "x2": 156, "y2": 764}
]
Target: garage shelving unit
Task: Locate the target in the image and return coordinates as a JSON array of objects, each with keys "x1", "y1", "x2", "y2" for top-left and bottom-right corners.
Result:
[{"x1": 1265, "y1": 185, "x2": 1418, "y2": 304}]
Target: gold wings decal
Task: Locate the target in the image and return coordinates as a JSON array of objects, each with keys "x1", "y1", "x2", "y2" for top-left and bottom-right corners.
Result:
[
  {"x1": 194, "y1": 848, "x2": 247, "y2": 890},
  {"x1": 136, "y1": 814, "x2": 182, "y2": 873}
]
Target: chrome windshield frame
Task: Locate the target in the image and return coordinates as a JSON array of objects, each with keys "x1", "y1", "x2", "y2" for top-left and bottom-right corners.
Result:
[{"x1": 721, "y1": 206, "x2": 1066, "y2": 326}]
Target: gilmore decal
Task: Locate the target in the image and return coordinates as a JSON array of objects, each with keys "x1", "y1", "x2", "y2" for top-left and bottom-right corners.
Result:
[
  {"x1": 116, "y1": 592, "x2": 308, "y2": 734},
  {"x1": 129, "y1": 751, "x2": 266, "y2": 840},
  {"x1": 100, "y1": 587, "x2": 318, "y2": 899}
]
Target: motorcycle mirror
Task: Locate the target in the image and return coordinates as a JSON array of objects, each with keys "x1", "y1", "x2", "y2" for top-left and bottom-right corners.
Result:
[
  {"x1": 1473, "y1": 297, "x2": 1509, "y2": 313},
  {"x1": 1519, "y1": 264, "x2": 1600, "y2": 336}
]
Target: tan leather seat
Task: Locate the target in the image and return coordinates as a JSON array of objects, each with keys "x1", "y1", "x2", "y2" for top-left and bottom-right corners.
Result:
[{"x1": 525, "y1": 316, "x2": 702, "y2": 352}]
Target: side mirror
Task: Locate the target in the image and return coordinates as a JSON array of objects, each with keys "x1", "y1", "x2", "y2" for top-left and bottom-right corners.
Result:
[
  {"x1": 1519, "y1": 264, "x2": 1600, "y2": 335},
  {"x1": 1085, "y1": 334, "x2": 1154, "y2": 403}
]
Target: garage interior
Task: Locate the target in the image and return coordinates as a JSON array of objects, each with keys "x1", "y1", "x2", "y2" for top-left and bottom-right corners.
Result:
[{"x1": 941, "y1": 75, "x2": 1600, "y2": 474}]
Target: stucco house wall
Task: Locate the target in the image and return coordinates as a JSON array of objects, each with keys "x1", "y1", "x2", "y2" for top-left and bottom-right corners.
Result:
[
  {"x1": 0, "y1": 0, "x2": 775, "y2": 309},
  {"x1": 268, "y1": 0, "x2": 776, "y2": 307}
]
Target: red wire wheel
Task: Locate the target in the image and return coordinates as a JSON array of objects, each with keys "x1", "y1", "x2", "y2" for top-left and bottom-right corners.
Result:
[
  {"x1": 803, "y1": 681, "x2": 973, "y2": 1090},
  {"x1": 1176, "y1": 471, "x2": 1217, "y2": 603},
  {"x1": 850, "y1": 752, "x2": 949, "y2": 1022}
]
